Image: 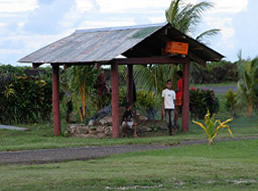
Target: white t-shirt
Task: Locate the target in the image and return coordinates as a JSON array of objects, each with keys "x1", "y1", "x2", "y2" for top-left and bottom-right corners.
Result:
[{"x1": 162, "y1": 89, "x2": 176, "y2": 109}]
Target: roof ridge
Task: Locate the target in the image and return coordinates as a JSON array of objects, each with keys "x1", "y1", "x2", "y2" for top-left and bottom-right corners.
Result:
[{"x1": 74, "y1": 22, "x2": 167, "y2": 34}]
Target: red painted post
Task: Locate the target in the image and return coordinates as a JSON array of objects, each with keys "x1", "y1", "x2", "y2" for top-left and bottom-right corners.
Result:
[
  {"x1": 182, "y1": 60, "x2": 190, "y2": 132},
  {"x1": 127, "y1": 64, "x2": 133, "y2": 105},
  {"x1": 111, "y1": 63, "x2": 120, "y2": 138},
  {"x1": 52, "y1": 65, "x2": 61, "y2": 136}
]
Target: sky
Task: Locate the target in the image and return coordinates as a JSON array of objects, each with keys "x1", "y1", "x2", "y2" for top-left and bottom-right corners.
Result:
[{"x1": 0, "y1": 0, "x2": 257, "y2": 65}]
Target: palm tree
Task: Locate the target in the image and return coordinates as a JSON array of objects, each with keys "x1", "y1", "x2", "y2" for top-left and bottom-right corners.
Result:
[
  {"x1": 65, "y1": 65, "x2": 99, "y2": 122},
  {"x1": 135, "y1": 0, "x2": 219, "y2": 95},
  {"x1": 165, "y1": 0, "x2": 220, "y2": 43},
  {"x1": 237, "y1": 55, "x2": 258, "y2": 117}
]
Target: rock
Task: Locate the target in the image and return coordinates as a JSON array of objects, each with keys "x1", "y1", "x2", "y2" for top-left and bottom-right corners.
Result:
[
  {"x1": 97, "y1": 133, "x2": 106, "y2": 138},
  {"x1": 86, "y1": 134, "x2": 98, "y2": 138},
  {"x1": 96, "y1": 126, "x2": 105, "y2": 133},
  {"x1": 80, "y1": 126, "x2": 89, "y2": 134},
  {"x1": 88, "y1": 129, "x2": 97, "y2": 134},
  {"x1": 160, "y1": 124, "x2": 167, "y2": 130},
  {"x1": 141, "y1": 126, "x2": 152, "y2": 132},
  {"x1": 104, "y1": 126, "x2": 112, "y2": 135},
  {"x1": 99, "y1": 116, "x2": 112, "y2": 125},
  {"x1": 67, "y1": 127, "x2": 74, "y2": 134},
  {"x1": 88, "y1": 120, "x2": 94, "y2": 126},
  {"x1": 75, "y1": 127, "x2": 81, "y2": 134},
  {"x1": 69, "y1": 124, "x2": 83, "y2": 129},
  {"x1": 138, "y1": 115, "x2": 148, "y2": 121},
  {"x1": 69, "y1": 124, "x2": 86, "y2": 134},
  {"x1": 89, "y1": 126, "x2": 97, "y2": 130}
]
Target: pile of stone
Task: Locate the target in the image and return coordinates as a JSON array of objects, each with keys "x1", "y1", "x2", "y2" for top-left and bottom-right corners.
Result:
[
  {"x1": 67, "y1": 108, "x2": 167, "y2": 138},
  {"x1": 67, "y1": 124, "x2": 112, "y2": 138}
]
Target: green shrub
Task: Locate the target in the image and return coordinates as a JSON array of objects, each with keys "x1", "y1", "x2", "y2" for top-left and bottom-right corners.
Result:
[
  {"x1": 135, "y1": 90, "x2": 159, "y2": 110},
  {"x1": 225, "y1": 89, "x2": 237, "y2": 116},
  {"x1": 0, "y1": 76, "x2": 52, "y2": 124},
  {"x1": 119, "y1": 87, "x2": 127, "y2": 106},
  {"x1": 135, "y1": 90, "x2": 159, "y2": 119},
  {"x1": 190, "y1": 87, "x2": 219, "y2": 119}
]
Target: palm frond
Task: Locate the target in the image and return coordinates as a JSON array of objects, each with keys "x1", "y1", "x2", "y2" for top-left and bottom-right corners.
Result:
[
  {"x1": 196, "y1": 29, "x2": 220, "y2": 44},
  {"x1": 166, "y1": 0, "x2": 180, "y2": 23}
]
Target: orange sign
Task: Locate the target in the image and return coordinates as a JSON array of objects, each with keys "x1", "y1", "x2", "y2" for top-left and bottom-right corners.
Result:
[{"x1": 165, "y1": 41, "x2": 189, "y2": 55}]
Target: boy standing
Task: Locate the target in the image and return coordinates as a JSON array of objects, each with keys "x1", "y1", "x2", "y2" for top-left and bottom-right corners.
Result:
[
  {"x1": 162, "y1": 80, "x2": 176, "y2": 136},
  {"x1": 175, "y1": 71, "x2": 183, "y2": 130}
]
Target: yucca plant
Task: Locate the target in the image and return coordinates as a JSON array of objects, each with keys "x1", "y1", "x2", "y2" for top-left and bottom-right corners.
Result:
[{"x1": 193, "y1": 110, "x2": 233, "y2": 144}]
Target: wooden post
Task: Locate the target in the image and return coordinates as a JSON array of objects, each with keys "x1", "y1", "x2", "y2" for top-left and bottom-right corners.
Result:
[
  {"x1": 127, "y1": 64, "x2": 133, "y2": 105},
  {"x1": 182, "y1": 60, "x2": 190, "y2": 132},
  {"x1": 111, "y1": 63, "x2": 120, "y2": 138},
  {"x1": 52, "y1": 64, "x2": 61, "y2": 136}
]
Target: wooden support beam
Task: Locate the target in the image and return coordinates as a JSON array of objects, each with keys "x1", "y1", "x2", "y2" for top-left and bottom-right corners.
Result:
[
  {"x1": 64, "y1": 64, "x2": 72, "y2": 70},
  {"x1": 127, "y1": 64, "x2": 134, "y2": 106},
  {"x1": 111, "y1": 63, "x2": 120, "y2": 138},
  {"x1": 182, "y1": 60, "x2": 190, "y2": 132},
  {"x1": 189, "y1": 52, "x2": 206, "y2": 67},
  {"x1": 115, "y1": 56, "x2": 188, "y2": 65},
  {"x1": 96, "y1": 63, "x2": 102, "y2": 69},
  {"x1": 32, "y1": 63, "x2": 43, "y2": 69},
  {"x1": 52, "y1": 65, "x2": 61, "y2": 136}
]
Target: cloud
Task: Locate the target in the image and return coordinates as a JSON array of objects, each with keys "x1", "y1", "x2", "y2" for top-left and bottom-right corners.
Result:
[
  {"x1": 75, "y1": 0, "x2": 99, "y2": 12},
  {"x1": 23, "y1": 0, "x2": 74, "y2": 34},
  {"x1": 0, "y1": 0, "x2": 38, "y2": 13},
  {"x1": 199, "y1": 0, "x2": 249, "y2": 58},
  {"x1": 0, "y1": 32, "x2": 70, "y2": 64},
  {"x1": 95, "y1": 0, "x2": 171, "y2": 13},
  {"x1": 211, "y1": 0, "x2": 248, "y2": 14},
  {"x1": 0, "y1": 0, "x2": 254, "y2": 64}
]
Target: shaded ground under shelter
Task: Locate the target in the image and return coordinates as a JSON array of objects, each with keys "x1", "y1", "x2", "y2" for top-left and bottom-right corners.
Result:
[{"x1": 19, "y1": 22, "x2": 223, "y2": 137}]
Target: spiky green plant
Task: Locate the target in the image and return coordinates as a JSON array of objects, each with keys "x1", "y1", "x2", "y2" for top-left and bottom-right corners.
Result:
[
  {"x1": 193, "y1": 110, "x2": 233, "y2": 144},
  {"x1": 237, "y1": 56, "x2": 258, "y2": 117}
]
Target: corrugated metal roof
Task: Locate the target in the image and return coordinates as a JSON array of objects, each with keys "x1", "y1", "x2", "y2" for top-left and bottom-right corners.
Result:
[
  {"x1": 19, "y1": 23, "x2": 166, "y2": 64},
  {"x1": 18, "y1": 22, "x2": 223, "y2": 64}
]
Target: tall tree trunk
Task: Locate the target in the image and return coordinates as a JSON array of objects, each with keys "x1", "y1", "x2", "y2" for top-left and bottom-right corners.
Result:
[
  {"x1": 248, "y1": 102, "x2": 253, "y2": 117},
  {"x1": 73, "y1": 96, "x2": 83, "y2": 122}
]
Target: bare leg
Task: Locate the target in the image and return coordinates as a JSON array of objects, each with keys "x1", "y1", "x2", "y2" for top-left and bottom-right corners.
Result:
[
  {"x1": 133, "y1": 122, "x2": 138, "y2": 137},
  {"x1": 123, "y1": 123, "x2": 128, "y2": 137}
]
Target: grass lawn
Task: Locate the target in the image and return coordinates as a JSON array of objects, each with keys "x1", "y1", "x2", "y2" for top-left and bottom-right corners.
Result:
[
  {"x1": 0, "y1": 116, "x2": 257, "y2": 151},
  {"x1": 190, "y1": 82, "x2": 237, "y2": 88},
  {"x1": 0, "y1": 139, "x2": 257, "y2": 191},
  {"x1": 0, "y1": 87, "x2": 257, "y2": 152}
]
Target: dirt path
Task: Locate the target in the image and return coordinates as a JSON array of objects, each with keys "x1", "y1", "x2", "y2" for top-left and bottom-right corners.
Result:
[
  {"x1": 0, "y1": 136, "x2": 257, "y2": 165},
  {"x1": 202, "y1": 86, "x2": 237, "y2": 94},
  {"x1": 0, "y1": 125, "x2": 30, "y2": 131}
]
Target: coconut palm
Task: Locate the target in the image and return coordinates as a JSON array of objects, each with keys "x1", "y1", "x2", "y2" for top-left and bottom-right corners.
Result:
[
  {"x1": 237, "y1": 55, "x2": 258, "y2": 117},
  {"x1": 165, "y1": 0, "x2": 220, "y2": 43},
  {"x1": 134, "y1": 0, "x2": 219, "y2": 95},
  {"x1": 65, "y1": 65, "x2": 99, "y2": 122}
]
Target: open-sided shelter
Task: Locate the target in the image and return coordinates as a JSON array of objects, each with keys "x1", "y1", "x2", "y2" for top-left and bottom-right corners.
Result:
[{"x1": 19, "y1": 23, "x2": 223, "y2": 137}]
